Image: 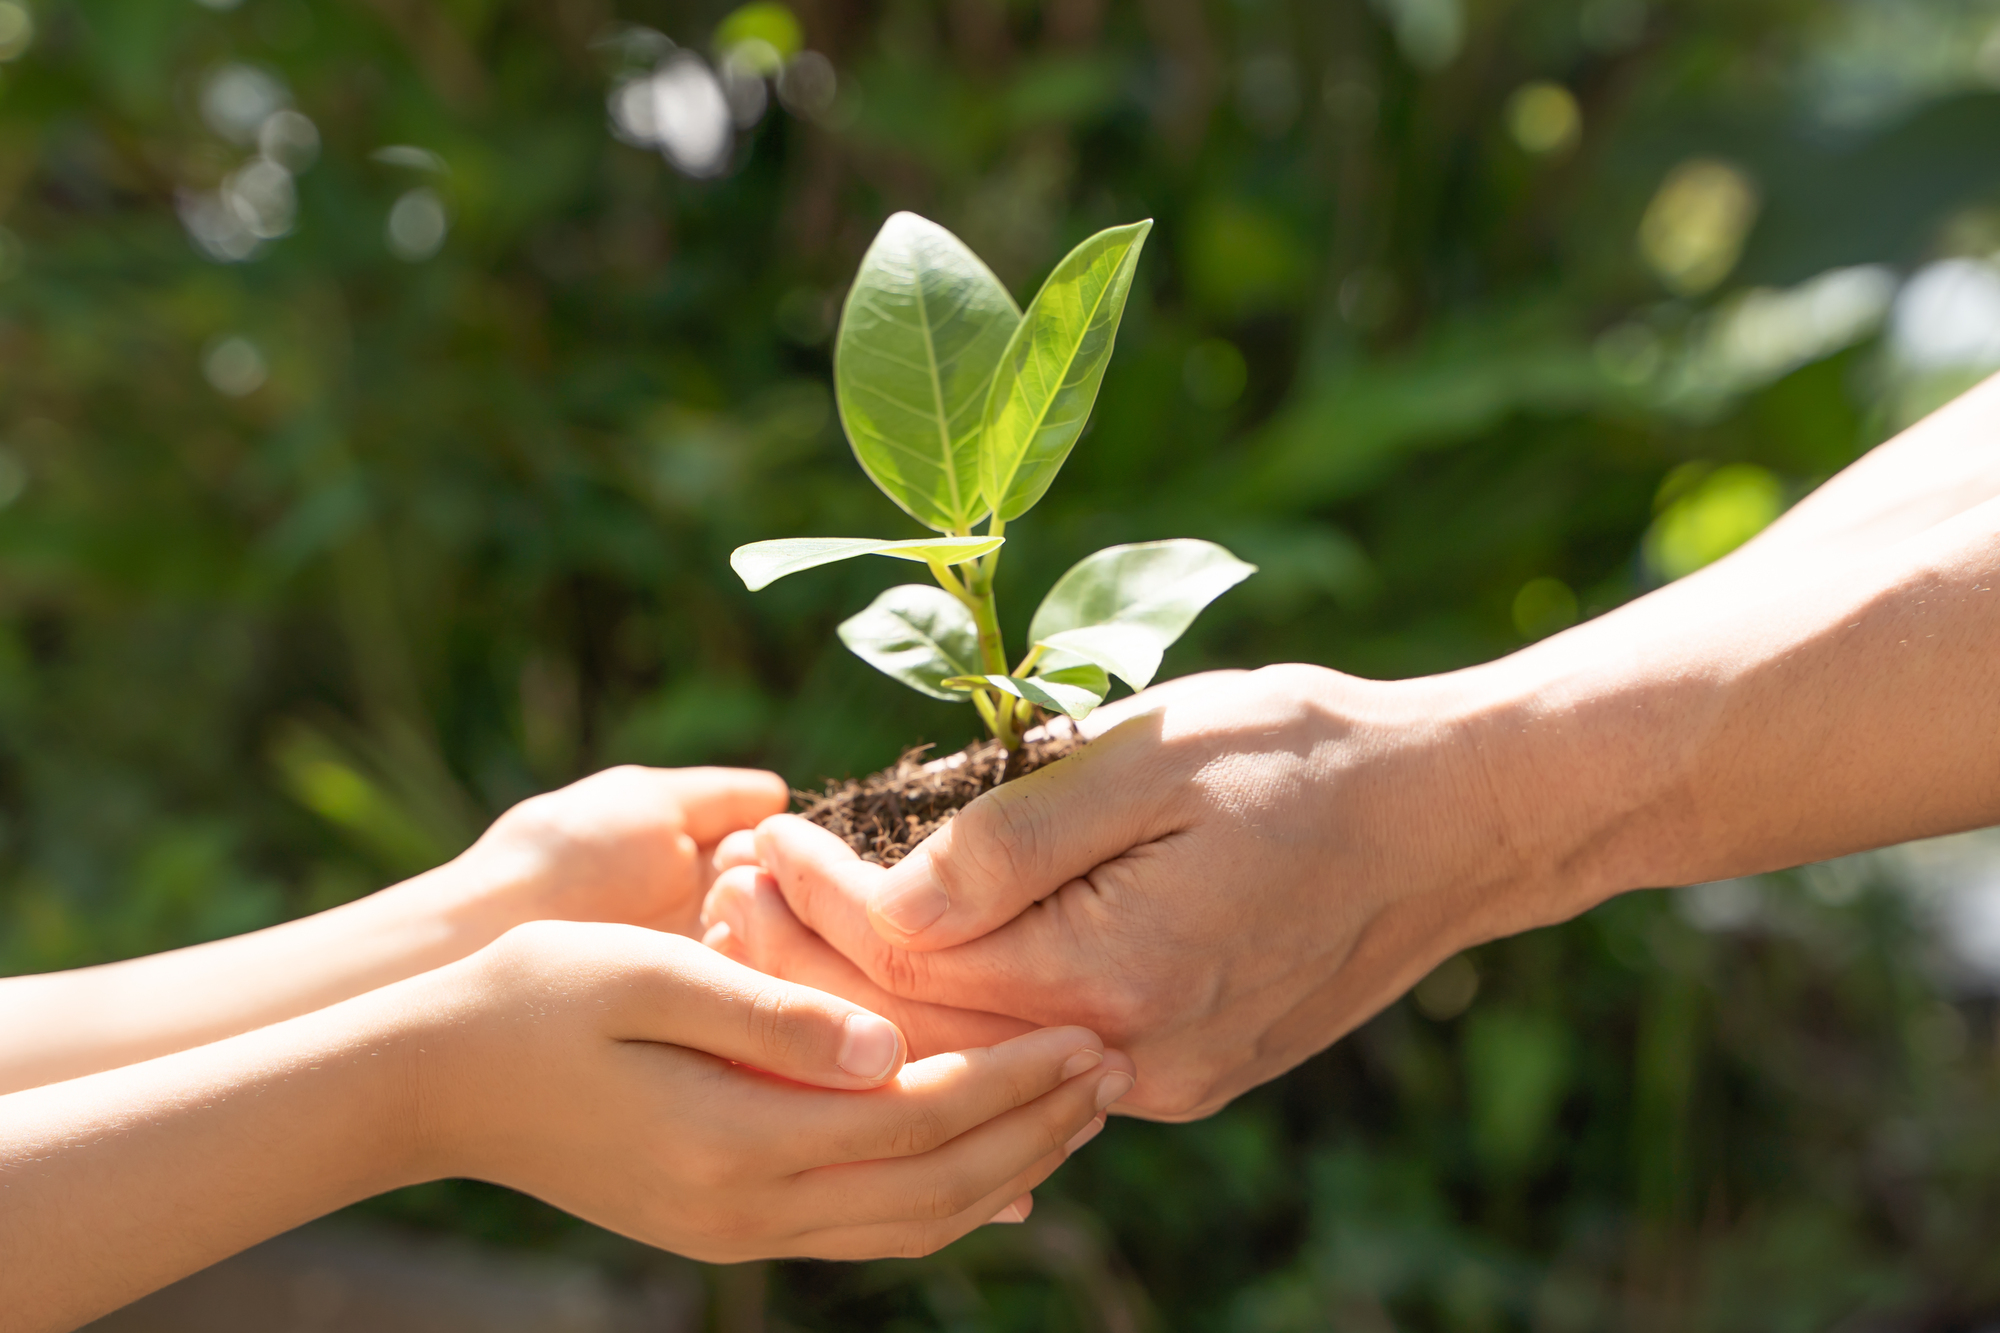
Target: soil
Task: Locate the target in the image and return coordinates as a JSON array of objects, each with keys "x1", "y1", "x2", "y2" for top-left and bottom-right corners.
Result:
[{"x1": 796, "y1": 727, "x2": 1085, "y2": 866}]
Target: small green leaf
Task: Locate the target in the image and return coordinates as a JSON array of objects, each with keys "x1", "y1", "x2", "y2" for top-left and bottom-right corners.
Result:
[
  {"x1": 731, "y1": 535, "x2": 1004, "y2": 591},
  {"x1": 836, "y1": 213, "x2": 1022, "y2": 532},
  {"x1": 1028, "y1": 539, "x2": 1257, "y2": 689},
  {"x1": 941, "y1": 666, "x2": 1109, "y2": 720},
  {"x1": 838, "y1": 585, "x2": 982, "y2": 701},
  {"x1": 979, "y1": 219, "x2": 1152, "y2": 522}
]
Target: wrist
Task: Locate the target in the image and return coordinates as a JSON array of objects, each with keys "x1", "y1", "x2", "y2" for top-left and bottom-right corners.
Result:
[
  {"x1": 1286, "y1": 659, "x2": 1628, "y2": 949},
  {"x1": 1442, "y1": 631, "x2": 1698, "y2": 928}
]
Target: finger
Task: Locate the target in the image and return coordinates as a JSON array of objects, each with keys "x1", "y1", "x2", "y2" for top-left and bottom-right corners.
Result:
[
  {"x1": 704, "y1": 864, "x2": 1032, "y2": 1058},
  {"x1": 863, "y1": 713, "x2": 1185, "y2": 950},
  {"x1": 713, "y1": 828, "x2": 762, "y2": 874},
  {"x1": 752, "y1": 1026, "x2": 1121, "y2": 1174},
  {"x1": 603, "y1": 928, "x2": 909, "y2": 1089},
  {"x1": 784, "y1": 1155, "x2": 1063, "y2": 1260},
  {"x1": 648, "y1": 767, "x2": 792, "y2": 845},
  {"x1": 989, "y1": 1192, "x2": 1033, "y2": 1224},
  {"x1": 788, "y1": 1056, "x2": 1134, "y2": 1229},
  {"x1": 756, "y1": 816, "x2": 1090, "y2": 1015}
]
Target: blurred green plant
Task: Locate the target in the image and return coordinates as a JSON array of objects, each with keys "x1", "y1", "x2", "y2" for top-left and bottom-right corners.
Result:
[{"x1": 5, "y1": 0, "x2": 2000, "y2": 1328}]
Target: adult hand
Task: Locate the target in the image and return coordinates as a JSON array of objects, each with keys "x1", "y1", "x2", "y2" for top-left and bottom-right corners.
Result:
[
  {"x1": 450, "y1": 764, "x2": 790, "y2": 938},
  {"x1": 424, "y1": 920, "x2": 1133, "y2": 1261},
  {"x1": 706, "y1": 665, "x2": 1566, "y2": 1121}
]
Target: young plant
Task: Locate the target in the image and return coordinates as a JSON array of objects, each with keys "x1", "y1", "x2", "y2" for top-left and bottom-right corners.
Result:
[{"x1": 731, "y1": 213, "x2": 1255, "y2": 752}]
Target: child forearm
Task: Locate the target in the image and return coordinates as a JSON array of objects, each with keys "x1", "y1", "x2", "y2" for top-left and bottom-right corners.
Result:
[{"x1": 0, "y1": 976, "x2": 432, "y2": 1332}]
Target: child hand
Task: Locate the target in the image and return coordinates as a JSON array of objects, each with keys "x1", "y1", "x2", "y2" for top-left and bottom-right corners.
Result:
[
  {"x1": 418, "y1": 920, "x2": 1133, "y2": 1261},
  {"x1": 444, "y1": 765, "x2": 790, "y2": 938}
]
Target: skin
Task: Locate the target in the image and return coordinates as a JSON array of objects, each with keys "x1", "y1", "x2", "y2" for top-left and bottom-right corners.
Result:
[
  {"x1": 0, "y1": 764, "x2": 793, "y2": 1094},
  {"x1": 0, "y1": 767, "x2": 1135, "y2": 1332},
  {"x1": 706, "y1": 369, "x2": 2000, "y2": 1122}
]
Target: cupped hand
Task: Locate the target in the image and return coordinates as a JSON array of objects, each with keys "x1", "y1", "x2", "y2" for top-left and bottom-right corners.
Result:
[
  {"x1": 420, "y1": 920, "x2": 1133, "y2": 1262},
  {"x1": 707, "y1": 665, "x2": 1556, "y2": 1121},
  {"x1": 448, "y1": 765, "x2": 790, "y2": 938}
]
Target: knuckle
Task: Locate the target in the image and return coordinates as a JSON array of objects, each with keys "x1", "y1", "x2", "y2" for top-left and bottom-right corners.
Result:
[
  {"x1": 947, "y1": 785, "x2": 1056, "y2": 904},
  {"x1": 923, "y1": 1167, "x2": 982, "y2": 1219},
  {"x1": 892, "y1": 1227, "x2": 941, "y2": 1260},
  {"x1": 871, "y1": 940, "x2": 934, "y2": 999},
  {"x1": 742, "y1": 984, "x2": 819, "y2": 1065},
  {"x1": 886, "y1": 1103, "x2": 951, "y2": 1157}
]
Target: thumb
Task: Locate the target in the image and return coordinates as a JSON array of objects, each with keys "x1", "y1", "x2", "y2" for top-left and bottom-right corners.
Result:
[
  {"x1": 867, "y1": 714, "x2": 1176, "y2": 950},
  {"x1": 616, "y1": 931, "x2": 910, "y2": 1089}
]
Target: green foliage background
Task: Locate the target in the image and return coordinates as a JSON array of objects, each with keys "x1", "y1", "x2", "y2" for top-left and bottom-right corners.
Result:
[{"x1": 6, "y1": 0, "x2": 2000, "y2": 1328}]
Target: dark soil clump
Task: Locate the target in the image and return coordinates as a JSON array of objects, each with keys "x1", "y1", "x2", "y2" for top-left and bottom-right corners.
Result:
[{"x1": 797, "y1": 729, "x2": 1085, "y2": 866}]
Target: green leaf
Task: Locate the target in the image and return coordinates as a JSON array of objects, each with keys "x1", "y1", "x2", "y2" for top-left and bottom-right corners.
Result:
[
  {"x1": 1028, "y1": 539, "x2": 1257, "y2": 689},
  {"x1": 835, "y1": 213, "x2": 1022, "y2": 533},
  {"x1": 838, "y1": 585, "x2": 982, "y2": 701},
  {"x1": 730, "y1": 535, "x2": 1004, "y2": 592},
  {"x1": 979, "y1": 219, "x2": 1153, "y2": 522},
  {"x1": 941, "y1": 666, "x2": 1110, "y2": 720}
]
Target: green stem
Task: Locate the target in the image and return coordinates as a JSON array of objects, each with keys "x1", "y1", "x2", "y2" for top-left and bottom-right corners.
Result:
[
  {"x1": 964, "y1": 518, "x2": 1019, "y2": 750},
  {"x1": 927, "y1": 550, "x2": 1014, "y2": 748}
]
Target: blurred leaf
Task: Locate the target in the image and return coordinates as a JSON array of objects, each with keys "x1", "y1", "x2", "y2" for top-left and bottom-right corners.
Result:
[
  {"x1": 1463, "y1": 1008, "x2": 1574, "y2": 1181},
  {"x1": 270, "y1": 723, "x2": 458, "y2": 879},
  {"x1": 835, "y1": 212, "x2": 1021, "y2": 533},
  {"x1": 980, "y1": 220, "x2": 1152, "y2": 522},
  {"x1": 1184, "y1": 199, "x2": 1315, "y2": 316}
]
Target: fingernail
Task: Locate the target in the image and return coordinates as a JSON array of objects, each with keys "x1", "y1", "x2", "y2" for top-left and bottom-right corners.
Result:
[
  {"x1": 872, "y1": 876, "x2": 948, "y2": 937},
  {"x1": 1059, "y1": 1048, "x2": 1104, "y2": 1081},
  {"x1": 1065, "y1": 1116, "x2": 1105, "y2": 1155},
  {"x1": 989, "y1": 1202, "x2": 1026, "y2": 1224},
  {"x1": 837, "y1": 1013, "x2": 900, "y2": 1081},
  {"x1": 700, "y1": 921, "x2": 732, "y2": 951},
  {"x1": 1094, "y1": 1072, "x2": 1133, "y2": 1112}
]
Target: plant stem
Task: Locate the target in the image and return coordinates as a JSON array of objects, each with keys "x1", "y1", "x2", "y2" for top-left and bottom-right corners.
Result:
[
  {"x1": 928, "y1": 543, "x2": 1016, "y2": 749},
  {"x1": 965, "y1": 519, "x2": 1019, "y2": 750}
]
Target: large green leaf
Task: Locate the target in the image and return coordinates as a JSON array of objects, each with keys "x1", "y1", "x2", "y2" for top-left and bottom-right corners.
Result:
[
  {"x1": 979, "y1": 220, "x2": 1152, "y2": 521},
  {"x1": 835, "y1": 213, "x2": 1022, "y2": 533},
  {"x1": 730, "y1": 535, "x2": 1004, "y2": 592},
  {"x1": 838, "y1": 585, "x2": 983, "y2": 701},
  {"x1": 941, "y1": 665, "x2": 1110, "y2": 720},
  {"x1": 1028, "y1": 539, "x2": 1256, "y2": 689}
]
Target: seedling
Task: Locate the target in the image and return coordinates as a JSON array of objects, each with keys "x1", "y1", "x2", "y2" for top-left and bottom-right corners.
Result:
[{"x1": 731, "y1": 213, "x2": 1254, "y2": 753}]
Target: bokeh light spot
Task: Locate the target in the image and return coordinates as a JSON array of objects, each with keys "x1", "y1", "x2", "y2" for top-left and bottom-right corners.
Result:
[
  {"x1": 715, "y1": 3, "x2": 803, "y2": 63},
  {"x1": 1890, "y1": 258, "x2": 2000, "y2": 372},
  {"x1": 258, "y1": 110, "x2": 320, "y2": 172},
  {"x1": 1639, "y1": 158, "x2": 1760, "y2": 296},
  {"x1": 1414, "y1": 954, "x2": 1480, "y2": 1021},
  {"x1": 1506, "y1": 82, "x2": 1581, "y2": 156},
  {"x1": 202, "y1": 337, "x2": 268, "y2": 398},
  {"x1": 387, "y1": 188, "x2": 449, "y2": 262},
  {"x1": 1511, "y1": 577, "x2": 1579, "y2": 640},
  {"x1": 1644, "y1": 462, "x2": 1784, "y2": 581},
  {"x1": 200, "y1": 64, "x2": 289, "y2": 145},
  {"x1": 777, "y1": 51, "x2": 838, "y2": 120},
  {"x1": 0, "y1": 2, "x2": 34, "y2": 62}
]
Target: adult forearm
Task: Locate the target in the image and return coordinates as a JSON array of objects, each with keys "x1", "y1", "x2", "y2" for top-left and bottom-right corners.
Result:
[
  {"x1": 0, "y1": 977, "x2": 434, "y2": 1332},
  {"x1": 0, "y1": 861, "x2": 508, "y2": 1094},
  {"x1": 1473, "y1": 495, "x2": 2000, "y2": 930}
]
